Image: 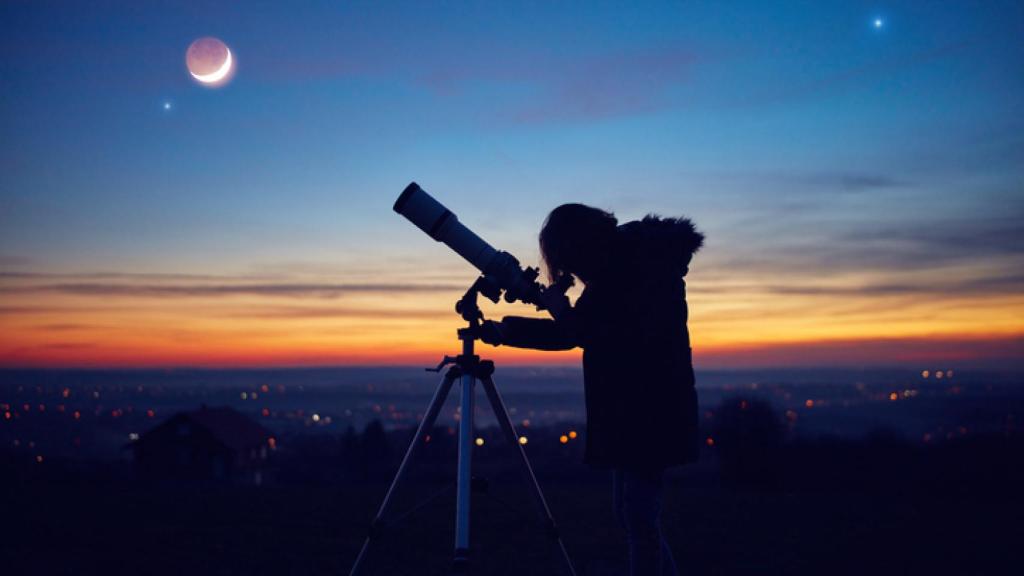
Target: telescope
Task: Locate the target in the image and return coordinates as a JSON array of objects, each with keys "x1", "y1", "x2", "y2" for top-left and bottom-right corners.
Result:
[
  {"x1": 393, "y1": 182, "x2": 562, "y2": 309},
  {"x1": 350, "y1": 182, "x2": 578, "y2": 575}
]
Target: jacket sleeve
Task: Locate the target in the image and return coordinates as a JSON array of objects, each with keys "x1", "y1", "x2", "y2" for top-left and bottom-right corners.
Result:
[{"x1": 498, "y1": 316, "x2": 579, "y2": 351}]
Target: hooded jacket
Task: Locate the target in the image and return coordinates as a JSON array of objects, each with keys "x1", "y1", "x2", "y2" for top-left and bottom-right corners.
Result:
[{"x1": 498, "y1": 215, "x2": 704, "y2": 469}]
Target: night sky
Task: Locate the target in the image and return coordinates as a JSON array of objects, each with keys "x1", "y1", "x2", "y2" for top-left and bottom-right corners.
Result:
[{"x1": 2, "y1": 1, "x2": 1022, "y2": 368}]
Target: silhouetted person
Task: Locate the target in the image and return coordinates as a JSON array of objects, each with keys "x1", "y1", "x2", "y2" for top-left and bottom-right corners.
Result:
[{"x1": 480, "y1": 204, "x2": 704, "y2": 576}]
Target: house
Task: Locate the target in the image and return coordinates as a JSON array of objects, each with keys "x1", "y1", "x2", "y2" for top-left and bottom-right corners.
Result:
[{"x1": 132, "y1": 405, "x2": 275, "y2": 485}]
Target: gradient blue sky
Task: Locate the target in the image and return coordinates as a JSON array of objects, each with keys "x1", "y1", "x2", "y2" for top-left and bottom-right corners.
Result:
[{"x1": 2, "y1": 1, "x2": 1022, "y2": 367}]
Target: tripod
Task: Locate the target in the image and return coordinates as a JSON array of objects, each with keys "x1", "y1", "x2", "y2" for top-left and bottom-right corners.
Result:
[{"x1": 349, "y1": 277, "x2": 577, "y2": 575}]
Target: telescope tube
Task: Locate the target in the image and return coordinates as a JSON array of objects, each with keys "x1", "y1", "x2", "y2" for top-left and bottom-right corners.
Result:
[
  {"x1": 393, "y1": 182, "x2": 542, "y2": 305},
  {"x1": 394, "y1": 182, "x2": 499, "y2": 273}
]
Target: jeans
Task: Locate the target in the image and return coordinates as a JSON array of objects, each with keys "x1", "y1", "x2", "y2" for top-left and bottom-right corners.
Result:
[{"x1": 612, "y1": 467, "x2": 680, "y2": 576}]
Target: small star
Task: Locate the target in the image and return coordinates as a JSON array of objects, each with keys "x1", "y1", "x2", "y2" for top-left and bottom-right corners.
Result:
[
  {"x1": 873, "y1": 18, "x2": 884, "y2": 29},
  {"x1": 162, "y1": 101, "x2": 172, "y2": 111}
]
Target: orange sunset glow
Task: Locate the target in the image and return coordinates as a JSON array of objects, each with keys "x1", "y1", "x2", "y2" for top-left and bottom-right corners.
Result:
[{"x1": 3, "y1": 260, "x2": 1021, "y2": 368}]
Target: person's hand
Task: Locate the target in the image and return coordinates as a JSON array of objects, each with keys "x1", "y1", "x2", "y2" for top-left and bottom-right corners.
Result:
[
  {"x1": 477, "y1": 320, "x2": 505, "y2": 346},
  {"x1": 538, "y1": 283, "x2": 572, "y2": 320}
]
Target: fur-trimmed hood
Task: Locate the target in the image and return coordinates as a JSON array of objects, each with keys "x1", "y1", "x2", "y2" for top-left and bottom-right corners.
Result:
[{"x1": 616, "y1": 215, "x2": 705, "y2": 276}]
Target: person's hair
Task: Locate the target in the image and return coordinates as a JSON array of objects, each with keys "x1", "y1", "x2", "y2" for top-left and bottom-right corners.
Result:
[{"x1": 539, "y1": 203, "x2": 618, "y2": 282}]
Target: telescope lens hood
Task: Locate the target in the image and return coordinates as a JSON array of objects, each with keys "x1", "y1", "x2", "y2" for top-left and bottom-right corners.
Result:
[{"x1": 393, "y1": 182, "x2": 422, "y2": 213}]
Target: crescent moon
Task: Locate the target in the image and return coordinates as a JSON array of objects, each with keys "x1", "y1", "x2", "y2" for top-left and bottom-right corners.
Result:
[{"x1": 190, "y1": 47, "x2": 233, "y2": 84}]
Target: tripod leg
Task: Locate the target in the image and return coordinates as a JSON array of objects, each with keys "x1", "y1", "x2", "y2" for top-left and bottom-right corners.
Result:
[
  {"x1": 480, "y1": 376, "x2": 579, "y2": 576},
  {"x1": 349, "y1": 369, "x2": 458, "y2": 576},
  {"x1": 452, "y1": 370, "x2": 476, "y2": 571}
]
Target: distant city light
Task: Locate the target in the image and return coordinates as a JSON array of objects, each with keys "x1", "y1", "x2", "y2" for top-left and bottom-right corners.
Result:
[
  {"x1": 35, "y1": 455, "x2": 43, "y2": 463},
  {"x1": 5, "y1": 361, "x2": 996, "y2": 474}
]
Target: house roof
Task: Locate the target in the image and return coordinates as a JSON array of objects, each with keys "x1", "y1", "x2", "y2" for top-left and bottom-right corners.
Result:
[{"x1": 186, "y1": 406, "x2": 272, "y2": 452}]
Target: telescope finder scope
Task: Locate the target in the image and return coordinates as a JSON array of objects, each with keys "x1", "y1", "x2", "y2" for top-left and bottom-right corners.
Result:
[{"x1": 393, "y1": 182, "x2": 544, "y2": 306}]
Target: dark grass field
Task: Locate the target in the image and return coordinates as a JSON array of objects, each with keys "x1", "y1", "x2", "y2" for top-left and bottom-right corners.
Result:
[{"x1": 5, "y1": 435, "x2": 1020, "y2": 576}]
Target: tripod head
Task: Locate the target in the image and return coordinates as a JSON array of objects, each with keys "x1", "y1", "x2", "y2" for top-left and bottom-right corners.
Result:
[
  {"x1": 425, "y1": 273, "x2": 574, "y2": 373},
  {"x1": 455, "y1": 275, "x2": 501, "y2": 326},
  {"x1": 455, "y1": 273, "x2": 574, "y2": 335}
]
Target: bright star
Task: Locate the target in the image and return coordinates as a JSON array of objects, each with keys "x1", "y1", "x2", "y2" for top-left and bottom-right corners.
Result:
[
  {"x1": 162, "y1": 101, "x2": 172, "y2": 111},
  {"x1": 873, "y1": 18, "x2": 884, "y2": 29}
]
